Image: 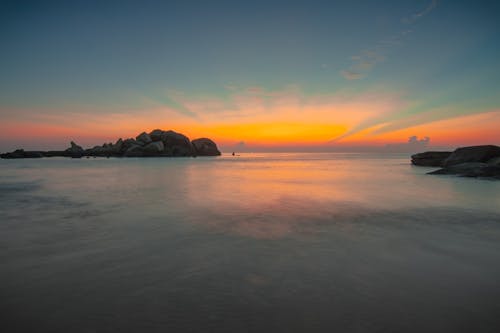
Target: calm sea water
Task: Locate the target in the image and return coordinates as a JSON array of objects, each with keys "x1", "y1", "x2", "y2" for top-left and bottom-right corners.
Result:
[{"x1": 1, "y1": 153, "x2": 500, "y2": 332}]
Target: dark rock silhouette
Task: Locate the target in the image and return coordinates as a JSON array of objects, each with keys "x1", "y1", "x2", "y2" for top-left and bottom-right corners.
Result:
[
  {"x1": 442, "y1": 145, "x2": 500, "y2": 167},
  {"x1": 121, "y1": 138, "x2": 138, "y2": 152},
  {"x1": 0, "y1": 149, "x2": 44, "y2": 159},
  {"x1": 149, "y1": 129, "x2": 164, "y2": 142},
  {"x1": 428, "y1": 163, "x2": 500, "y2": 179},
  {"x1": 123, "y1": 143, "x2": 145, "y2": 157},
  {"x1": 488, "y1": 157, "x2": 500, "y2": 166},
  {"x1": 136, "y1": 132, "x2": 152, "y2": 145},
  {"x1": 155, "y1": 130, "x2": 194, "y2": 157},
  {"x1": 43, "y1": 151, "x2": 66, "y2": 157},
  {"x1": 143, "y1": 141, "x2": 164, "y2": 154},
  {"x1": 66, "y1": 141, "x2": 85, "y2": 158},
  {"x1": 429, "y1": 162, "x2": 486, "y2": 175},
  {"x1": 192, "y1": 138, "x2": 221, "y2": 156},
  {"x1": 413, "y1": 145, "x2": 500, "y2": 179},
  {"x1": 1, "y1": 129, "x2": 221, "y2": 159},
  {"x1": 411, "y1": 151, "x2": 451, "y2": 166}
]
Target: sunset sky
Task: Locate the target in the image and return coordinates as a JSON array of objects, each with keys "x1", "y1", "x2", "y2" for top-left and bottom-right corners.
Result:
[{"x1": 1, "y1": 0, "x2": 499, "y2": 152}]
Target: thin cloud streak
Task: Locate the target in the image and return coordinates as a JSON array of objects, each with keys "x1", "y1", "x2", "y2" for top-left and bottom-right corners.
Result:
[
  {"x1": 402, "y1": 0, "x2": 439, "y2": 24},
  {"x1": 341, "y1": 70, "x2": 363, "y2": 80},
  {"x1": 340, "y1": 0, "x2": 439, "y2": 80}
]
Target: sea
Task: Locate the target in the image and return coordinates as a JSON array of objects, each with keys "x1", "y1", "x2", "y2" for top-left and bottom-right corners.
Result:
[{"x1": 1, "y1": 153, "x2": 500, "y2": 332}]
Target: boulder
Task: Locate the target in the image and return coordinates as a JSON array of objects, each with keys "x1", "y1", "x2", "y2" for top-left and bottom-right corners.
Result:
[
  {"x1": 0, "y1": 149, "x2": 44, "y2": 159},
  {"x1": 122, "y1": 138, "x2": 140, "y2": 151},
  {"x1": 87, "y1": 146, "x2": 107, "y2": 157},
  {"x1": 0, "y1": 149, "x2": 26, "y2": 159},
  {"x1": 428, "y1": 162, "x2": 500, "y2": 179},
  {"x1": 65, "y1": 141, "x2": 84, "y2": 158},
  {"x1": 86, "y1": 147, "x2": 99, "y2": 156},
  {"x1": 428, "y1": 163, "x2": 488, "y2": 175},
  {"x1": 411, "y1": 151, "x2": 451, "y2": 167},
  {"x1": 43, "y1": 151, "x2": 66, "y2": 157},
  {"x1": 159, "y1": 130, "x2": 194, "y2": 156},
  {"x1": 487, "y1": 156, "x2": 500, "y2": 166},
  {"x1": 443, "y1": 145, "x2": 500, "y2": 167},
  {"x1": 123, "y1": 144, "x2": 145, "y2": 157},
  {"x1": 111, "y1": 138, "x2": 123, "y2": 154},
  {"x1": 136, "y1": 132, "x2": 152, "y2": 145},
  {"x1": 477, "y1": 166, "x2": 500, "y2": 179},
  {"x1": 149, "y1": 129, "x2": 164, "y2": 142},
  {"x1": 85, "y1": 140, "x2": 123, "y2": 157},
  {"x1": 192, "y1": 138, "x2": 221, "y2": 156},
  {"x1": 68, "y1": 141, "x2": 83, "y2": 152},
  {"x1": 143, "y1": 141, "x2": 164, "y2": 155}
]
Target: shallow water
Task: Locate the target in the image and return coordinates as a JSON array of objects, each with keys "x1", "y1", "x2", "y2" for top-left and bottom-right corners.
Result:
[{"x1": 1, "y1": 153, "x2": 500, "y2": 332}]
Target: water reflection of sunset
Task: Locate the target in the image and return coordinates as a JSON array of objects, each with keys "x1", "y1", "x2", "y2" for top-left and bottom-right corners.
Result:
[{"x1": 181, "y1": 154, "x2": 478, "y2": 239}]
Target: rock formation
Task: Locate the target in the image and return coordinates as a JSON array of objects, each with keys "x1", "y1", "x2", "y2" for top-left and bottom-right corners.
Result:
[
  {"x1": 136, "y1": 132, "x2": 152, "y2": 145},
  {"x1": 66, "y1": 141, "x2": 85, "y2": 158},
  {"x1": 412, "y1": 145, "x2": 500, "y2": 180},
  {"x1": 442, "y1": 145, "x2": 500, "y2": 167},
  {"x1": 428, "y1": 162, "x2": 500, "y2": 178},
  {"x1": 158, "y1": 130, "x2": 195, "y2": 157},
  {"x1": 0, "y1": 149, "x2": 44, "y2": 159},
  {"x1": 192, "y1": 138, "x2": 221, "y2": 156},
  {"x1": 411, "y1": 151, "x2": 452, "y2": 166},
  {"x1": 1, "y1": 129, "x2": 221, "y2": 159}
]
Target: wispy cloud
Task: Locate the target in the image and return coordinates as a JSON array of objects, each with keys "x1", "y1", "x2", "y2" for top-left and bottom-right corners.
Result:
[
  {"x1": 341, "y1": 70, "x2": 363, "y2": 80},
  {"x1": 341, "y1": 49, "x2": 387, "y2": 80},
  {"x1": 340, "y1": 0, "x2": 439, "y2": 80},
  {"x1": 402, "y1": 0, "x2": 439, "y2": 24},
  {"x1": 150, "y1": 89, "x2": 200, "y2": 118},
  {"x1": 146, "y1": 85, "x2": 306, "y2": 121},
  {"x1": 330, "y1": 101, "x2": 500, "y2": 145},
  {"x1": 2, "y1": 84, "x2": 498, "y2": 150}
]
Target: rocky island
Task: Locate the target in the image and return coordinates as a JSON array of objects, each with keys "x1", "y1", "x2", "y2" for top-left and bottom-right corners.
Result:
[
  {"x1": 411, "y1": 145, "x2": 500, "y2": 179},
  {"x1": 0, "y1": 129, "x2": 221, "y2": 159}
]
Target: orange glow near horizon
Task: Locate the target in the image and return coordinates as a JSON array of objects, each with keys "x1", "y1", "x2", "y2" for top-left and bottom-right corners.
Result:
[
  {"x1": 347, "y1": 110, "x2": 500, "y2": 146},
  {"x1": 1, "y1": 92, "x2": 499, "y2": 151},
  {"x1": 179, "y1": 122, "x2": 347, "y2": 144},
  {"x1": 2, "y1": 113, "x2": 499, "y2": 150}
]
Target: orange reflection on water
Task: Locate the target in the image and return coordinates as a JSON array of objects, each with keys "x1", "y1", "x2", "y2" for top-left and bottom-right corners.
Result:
[{"x1": 182, "y1": 154, "x2": 394, "y2": 239}]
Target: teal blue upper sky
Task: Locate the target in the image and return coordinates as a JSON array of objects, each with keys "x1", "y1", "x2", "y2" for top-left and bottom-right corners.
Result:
[{"x1": 1, "y1": 0, "x2": 499, "y2": 150}]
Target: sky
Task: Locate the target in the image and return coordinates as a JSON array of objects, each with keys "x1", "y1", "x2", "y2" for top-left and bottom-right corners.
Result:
[{"x1": 1, "y1": 0, "x2": 499, "y2": 152}]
